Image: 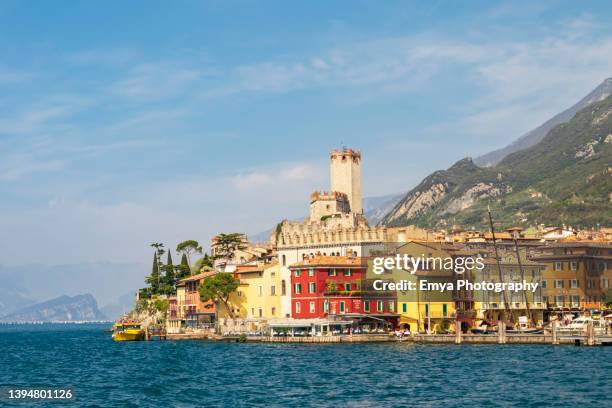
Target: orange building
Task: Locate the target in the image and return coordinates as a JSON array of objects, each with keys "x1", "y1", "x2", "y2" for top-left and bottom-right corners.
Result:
[{"x1": 531, "y1": 242, "x2": 612, "y2": 311}]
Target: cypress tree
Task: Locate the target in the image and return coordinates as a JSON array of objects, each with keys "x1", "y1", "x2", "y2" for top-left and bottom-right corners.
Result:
[
  {"x1": 145, "y1": 252, "x2": 160, "y2": 294},
  {"x1": 176, "y1": 253, "x2": 190, "y2": 280},
  {"x1": 162, "y1": 251, "x2": 176, "y2": 294}
]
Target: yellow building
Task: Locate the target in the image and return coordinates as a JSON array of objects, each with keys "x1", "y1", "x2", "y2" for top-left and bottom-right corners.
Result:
[
  {"x1": 376, "y1": 241, "x2": 459, "y2": 333},
  {"x1": 217, "y1": 262, "x2": 282, "y2": 333}
]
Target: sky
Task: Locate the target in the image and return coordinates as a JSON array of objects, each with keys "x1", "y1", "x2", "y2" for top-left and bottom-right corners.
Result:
[{"x1": 1, "y1": 0, "x2": 612, "y2": 293}]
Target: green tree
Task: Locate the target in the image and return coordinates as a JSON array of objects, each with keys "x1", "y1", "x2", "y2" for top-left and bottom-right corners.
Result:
[
  {"x1": 198, "y1": 273, "x2": 240, "y2": 318},
  {"x1": 145, "y1": 252, "x2": 161, "y2": 294},
  {"x1": 176, "y1": 240, "x2": 202, "y2": 265},
  {"x1": 174, "y1": 253, "x2": 191, "y2": 280},
  {"x1": 160, "y1": 251, "x2": 176, "y2": 295},
  {"x1": 213, "y1": 233, "x2": 247, "y2": 263},
  {"x1": 190, "y1": 253, "x2": 214, "y2": 275}
]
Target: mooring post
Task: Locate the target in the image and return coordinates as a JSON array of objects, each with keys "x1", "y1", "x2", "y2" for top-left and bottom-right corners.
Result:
[
  {"x1": 552, "y1": 320, "x2": 558, "y2": 345},
  {"x1": 586, "y1": 320, "x2": 595, "y2": 346},
  {"x1": 455, "y1": 318, "x2": 462, "y2": 344},
  {"x1": 498, "y1": 323, "x2": 506, "y2": 344}
]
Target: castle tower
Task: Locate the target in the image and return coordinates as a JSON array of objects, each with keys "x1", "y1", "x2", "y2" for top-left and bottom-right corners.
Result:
[{"x1": 330, "y1": 148, "x2": 362, "y2": 214}]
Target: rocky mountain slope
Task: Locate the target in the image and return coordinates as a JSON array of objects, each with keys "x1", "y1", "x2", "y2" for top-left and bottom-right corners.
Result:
[
  {"x1": 475, "y1": 77, "x2": 612, "y2": 167},
  {"x1": 0, "y1": 294, "x2": 107, "y2": 322},
  {"x1": 381, "y1": 95, "x2": 612, "y2": 229}
]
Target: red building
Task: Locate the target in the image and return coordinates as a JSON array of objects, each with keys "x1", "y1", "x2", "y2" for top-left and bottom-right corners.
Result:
[{"x1": 289, "y1": 255, "x2": 398, "y2": 327}]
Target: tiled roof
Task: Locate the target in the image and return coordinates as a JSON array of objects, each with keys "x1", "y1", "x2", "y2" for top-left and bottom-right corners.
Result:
[{"x1": 290, "y1": 256, "x2": 367, "y2": 268}]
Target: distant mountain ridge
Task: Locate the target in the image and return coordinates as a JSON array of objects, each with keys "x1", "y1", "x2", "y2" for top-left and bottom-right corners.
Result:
[
  {"x1": 0, "y1": 294, "x2": 107, "y2": 323},
  {"x1": 381, "y1": 94, "x2": 612, "y2": 229},
  {"x1": 475, "y1": 78, "x2": 612, "y2": 167}
]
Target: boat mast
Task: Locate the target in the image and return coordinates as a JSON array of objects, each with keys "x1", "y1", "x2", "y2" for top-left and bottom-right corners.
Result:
[
  {"x1": 513, "y1": 238, "x2": 533, "y2": 326},
  {"x1": 487, "y1": 206, "x2": 510, "y2": 322}
]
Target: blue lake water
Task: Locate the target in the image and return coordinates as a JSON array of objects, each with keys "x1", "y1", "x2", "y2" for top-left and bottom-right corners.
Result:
[{"x1": 0, "y1": 324, "x2": 610, "y2": 407}]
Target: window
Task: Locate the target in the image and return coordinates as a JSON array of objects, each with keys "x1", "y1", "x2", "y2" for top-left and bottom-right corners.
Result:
[
  {"x1": 310, "y1": 302, "x2": 315, "y2": 313},
  {"x1": 602, "y1": 278, "x2": 610, "y2": 289},
  {"x1": 258, "y1": 286, "x2": 263, "y2": 296},
  {"x1": 323, "y1": 301, "x2": 329, "y2": 313},
  {"x1": 294, "y1": 283, "x2": 302, "y2": 294},
  {"x1": 541, "y1": 280, "x2": 547, "y2": 289},
  {"x1": 271, "y1": 307, "x2": 276, "y2": 316},
  {"x1": 425, "y1": 304, "x2": 429, "y2": 317},
  {"x1": 569, "y1": 279, "x2": 579, "y2": 289},
  {"x1": 340, "y1": 301, "x2": 345, "y2": 313},
  {"x1": 345, "y1": 283, "x2": 351, "y2": 291},
  {"x1": 570, "y1": 296, "x2": 580, "y2": 307},
  {"x1": 282, "y1": 255, "x2": 286, "y2": 266},
  {"x1": 271, "y1": 285, "x2": 276, "y2": 296},
  {"x1": 251, "y1": 308, "x2": 255, "y2": 316},
  {"x1": 308, "y1": 282, "x2": 316, "y2": 293},
  {"x1": 377, "y1": 301, "x2": 384, "y2": 312},
  {"x1": 364, "y1": 301, "x2": 370, "y2": 313},
  {"x1": 553, "y1": 262, "x2": 563, "y2": 271},
  {"x1": 295, "y1": 302, "x2": 301, "y2": 313},
  {"x1": 258, "y1": 308, "x2": 263, "y2": 317},
  {"x1": 328, "y1": 269, "x2": 337, "y2": 277},
  {"x1": 281, "y1": 280, "x2": 286, "y2": 295},
  {"x1": 442, "y1": 304, "x2": 448, "y2": 318},
  {"x1": 294, "y1": 270, "x2": 301, "y2": 277},
  {"x1": 554, "y1": 280, "x2": 564, "y2": 289},
  {"x1": 389, "y1": 301, "x2": 395, "y2": 313},
  {"x1": 570, "y1": 261, "x2": 578, "y2": 271},
  {"x1": 344, "y1": 269, "x2": 352, "y2": 277},
  {"x1": 402, "y1": 303, "x2": 407, "y2": 313},
  {"x1": 554, "y1": 295, "x2": 564, "y2": 306},
  {"x1": 308, "y1": 268, "x2": 314, "y2": 277},
  {"x1": 542, "y1": 296, "x2": 549, "y2": 304}
]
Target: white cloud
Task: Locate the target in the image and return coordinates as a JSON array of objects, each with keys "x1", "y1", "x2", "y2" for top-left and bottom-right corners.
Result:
[{"x1": 110, "y1": 62, "x2": 202, "y2": 101}]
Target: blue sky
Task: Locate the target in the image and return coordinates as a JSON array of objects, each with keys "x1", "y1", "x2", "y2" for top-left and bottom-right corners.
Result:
[{"x1": 1, "y1": 0, "x2": 612, "y2": 277}]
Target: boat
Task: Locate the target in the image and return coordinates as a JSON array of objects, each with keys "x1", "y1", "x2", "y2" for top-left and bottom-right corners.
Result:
[
  {"x1": 112, "y1": 319, "x2": 145, "y2": 341},
  {"x1": 507, "y1": 328, "x2": 543, "y2": 335},
  {"x1": 556, "y1": 316, "x2": 607, "y2": 336}
]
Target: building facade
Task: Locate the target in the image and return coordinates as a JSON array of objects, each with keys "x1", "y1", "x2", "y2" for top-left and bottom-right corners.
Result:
[
  {"x1": 289, "y1": 255, "x2": 398, "y2": 328},
  {"x1": 531, "y1": 242, "x2": 612, "y2": 311}
]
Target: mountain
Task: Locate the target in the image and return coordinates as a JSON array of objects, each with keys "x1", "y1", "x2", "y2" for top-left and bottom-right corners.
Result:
[
  {"x1": 0, "y1": 294, "x2": 107, "y2": 323},
  {"x1": 475, "y1": 78, "x2": 612, "y2": 167},
  {"x1": 381, "y1": 95, "x2": 612, "y2": 229},
  {"x1": 363, "y1": 193, "x2": 404, "y2": 225}
]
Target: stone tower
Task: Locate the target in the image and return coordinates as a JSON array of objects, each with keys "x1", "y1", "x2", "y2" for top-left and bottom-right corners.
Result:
[{"x1": 330, "y1": 148, "x2": 362, "y2": 214}]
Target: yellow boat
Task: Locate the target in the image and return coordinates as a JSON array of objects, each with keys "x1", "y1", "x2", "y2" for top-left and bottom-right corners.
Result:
[{"x1": 112, "y1": 320, "x2": 145, "y2": 342}]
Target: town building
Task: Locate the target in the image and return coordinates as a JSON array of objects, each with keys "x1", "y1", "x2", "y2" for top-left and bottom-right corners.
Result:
[
  {"x1": 530, "y1": 241, "x2": 612, "y2": 312},
  {"x1": 289, "y1": 255, "x2": 398, "y2": 330},
  {"x1": 274, "y1": 148, "x2": 431, "y2": 318},
  {"x1": 215, "y1": 262, "x2": 282, "y2": 334},
  {"x1": 470, "y1": 247, "x2": 546, "y2": 326},
  {"x1": 166, "y1": 271, "x2": 216, "y2": 334}
]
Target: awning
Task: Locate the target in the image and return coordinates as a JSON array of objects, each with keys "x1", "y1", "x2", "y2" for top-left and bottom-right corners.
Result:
[{"x1": 399, "y1": 316, "x2": 419, "y2": 324}]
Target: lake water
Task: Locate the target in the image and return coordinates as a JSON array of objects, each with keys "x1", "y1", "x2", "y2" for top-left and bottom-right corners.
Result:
[{"x1": 0, "y1": 324, "x2": 610, "y2": 407}]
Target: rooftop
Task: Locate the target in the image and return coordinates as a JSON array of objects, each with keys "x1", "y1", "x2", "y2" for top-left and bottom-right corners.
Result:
[{"x1": 290, "y1": 255, "x2": 367, "y2": 268}]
